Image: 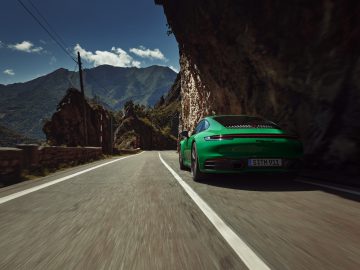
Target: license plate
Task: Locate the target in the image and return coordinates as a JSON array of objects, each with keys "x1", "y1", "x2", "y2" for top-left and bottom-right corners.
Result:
[{"x1": 248, "y1": 159, "x2": 282, "y2": 167}]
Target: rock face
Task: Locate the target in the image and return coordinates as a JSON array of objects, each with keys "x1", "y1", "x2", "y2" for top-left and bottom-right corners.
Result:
[
  {"x1": 156, "y1": 0, "x2": 360, "y2": 174},
  {"x1": 114, "y1": 116, "x2": 176, "y2": 150},
  {"x1": 43, "y1": 88, "x2": 112, "y2": 153},
  {"x1": 114, "y1": 101, "x2": 177, "y2": 150},
  {"x1": 153, "y1": 73, "x2": 181, "y2": 137}
]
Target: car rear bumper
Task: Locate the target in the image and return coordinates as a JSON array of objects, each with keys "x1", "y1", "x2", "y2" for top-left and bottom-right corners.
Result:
[{"x1": 201, "y1": 157, "x2": 302, "y2": 174}]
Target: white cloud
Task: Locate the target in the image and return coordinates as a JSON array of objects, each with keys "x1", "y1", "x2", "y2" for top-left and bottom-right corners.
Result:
[
  {"x1": 74, "y1": 44, "x2": 141, "y2": 68},
  {"x1": 129, "y1": 46, "x2": 167, "y2": 61},
  {"x1": 0, "y1": 41, "x2": 3, "y2": 48},
  {"x1": 3, "y1": 69, "x2": 15, "y2": 76},
  {"x1": 8, "y1": 41, "x2": 43, "y2": 53}
]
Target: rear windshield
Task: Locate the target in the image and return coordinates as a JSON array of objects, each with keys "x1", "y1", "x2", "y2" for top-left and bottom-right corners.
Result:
[{"x1": 213, "y1": 116, "x2": 280, "y2": 129}]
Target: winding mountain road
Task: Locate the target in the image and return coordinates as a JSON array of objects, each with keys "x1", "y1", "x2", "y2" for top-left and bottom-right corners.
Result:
[{"x1": 1, "y1": 151, "x2": 359, "y2": 270}]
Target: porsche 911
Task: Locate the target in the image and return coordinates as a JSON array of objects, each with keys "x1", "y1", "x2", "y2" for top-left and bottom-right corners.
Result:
[{"x1": 179, "y1": 115, "x2": 303, "y2": 181}]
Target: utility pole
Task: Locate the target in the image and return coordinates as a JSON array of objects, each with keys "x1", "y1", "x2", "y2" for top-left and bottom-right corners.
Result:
[
  {"x1": 110, "y1": 114, "x2": 113, "y2": 154},
  {"x1": 100, "y1": 113, "x2": 103, "y2": 147},
  {"x1": 78, "y1": 52, "x2": 88, "y2": 146}
]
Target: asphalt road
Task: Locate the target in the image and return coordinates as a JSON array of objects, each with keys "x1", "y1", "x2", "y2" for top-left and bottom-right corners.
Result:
[{"x1": 0, "y1": 151, "x2": 360, "y2": 270}]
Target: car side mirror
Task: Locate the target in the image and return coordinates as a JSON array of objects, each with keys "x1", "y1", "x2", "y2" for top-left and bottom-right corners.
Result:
[{"x1": 180, "y1": 130, "x2": 189, "y2": 139}]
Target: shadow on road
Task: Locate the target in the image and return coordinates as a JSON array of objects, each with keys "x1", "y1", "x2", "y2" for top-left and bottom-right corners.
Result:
[
  {"x1": 198, "y1": 174, "x2": 360, "y2": 202},
  {"x1": 200, "y1": 174, "x2": 314, "y2": 192}
]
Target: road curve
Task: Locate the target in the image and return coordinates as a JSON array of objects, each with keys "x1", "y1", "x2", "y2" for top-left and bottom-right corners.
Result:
[{"x1": 0, "y1": 151, "x2": 360, "y2": 270}]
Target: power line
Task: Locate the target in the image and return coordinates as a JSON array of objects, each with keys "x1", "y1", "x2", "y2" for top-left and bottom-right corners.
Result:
[
  {"x1": 26, "y1": 0, "x2": 69, "y2": 51},
  {"x1": 16, "y1": 0, "x2": 77, "y2": 63},
  {"x1": 17, "y1": 0, "x2": 113, "y2": 105}
]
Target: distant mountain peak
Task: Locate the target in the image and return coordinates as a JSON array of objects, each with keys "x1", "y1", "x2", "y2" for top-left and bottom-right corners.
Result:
[
  {"x1": 52, "y1": 67, "x2": 69, "y2": 74},
  {"x1": 89, "y1": 64, "x2": 174, "y2": 72}
]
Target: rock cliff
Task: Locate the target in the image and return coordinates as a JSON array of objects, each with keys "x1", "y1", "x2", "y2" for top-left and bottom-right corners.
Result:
[
  {"x1": 114, "y1": 100, "x2": 177, "y2": 150},
  {"x1": 156, "y1": 0, "x2": 360, "y2": 174},
  {"x1": 43, "y1": 88, "x2": 113, "y2": 153},
  {"x1": 153, "y1": 73, "x2": 181, "y2": 137}
]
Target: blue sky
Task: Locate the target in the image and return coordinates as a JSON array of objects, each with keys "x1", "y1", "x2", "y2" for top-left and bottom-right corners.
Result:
[{"x1": 0, "y1": 0, "x2": 179, "y2": 85}]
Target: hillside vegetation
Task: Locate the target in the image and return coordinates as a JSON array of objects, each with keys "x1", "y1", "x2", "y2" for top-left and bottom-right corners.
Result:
[
  {"x1": 0, "y1": 65, "x2": 176, "y2": 140},
  {"x1": 42, "y1": 74, "x2": 181, "y2": 151},
  {"x1": 111, "y1": 74, "x2": 180, "y2": 150}
]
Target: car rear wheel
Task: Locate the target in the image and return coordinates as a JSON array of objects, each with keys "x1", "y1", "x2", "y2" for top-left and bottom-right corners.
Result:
[
  {"x1": 191, "y1": 143, "x2": 206, "y2": 182},
  {"x1": 179, "y1": 151, "x2": 186, "y2": 170}
]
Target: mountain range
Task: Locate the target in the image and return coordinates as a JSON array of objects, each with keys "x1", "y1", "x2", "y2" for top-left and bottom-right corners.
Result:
[{"x1": 0, "y1": 65, "x2": 177, "y2": 140}]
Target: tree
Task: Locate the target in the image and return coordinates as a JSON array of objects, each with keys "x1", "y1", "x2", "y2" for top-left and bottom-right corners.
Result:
[{"x1": 124, "y1": 100, "x2": 135, "y2": 118}]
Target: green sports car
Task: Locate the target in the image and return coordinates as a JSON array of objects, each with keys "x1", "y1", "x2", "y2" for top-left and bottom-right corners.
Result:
[{"x1": 179, "y1": 115, "x2": 303, "y2": 181}]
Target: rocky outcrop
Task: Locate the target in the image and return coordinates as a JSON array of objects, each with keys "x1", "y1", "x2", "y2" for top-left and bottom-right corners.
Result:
[
  {"x1": 156, "y1": 0, "x2": 360, "y2": 175},
  {"x1": 43, "y1": 88, "x2": 113, "y2": 153},
  {"x1": 114, "y1": 116, "x2": 177, "y2": 150},
  {"x1": 153, "y1": 73, "x2": 181, "y2": 136},
  {"x1": 114, "y1": 101, "x2": 177, "y2": 150}
]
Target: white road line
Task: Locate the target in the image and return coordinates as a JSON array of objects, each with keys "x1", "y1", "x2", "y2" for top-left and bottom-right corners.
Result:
[
  {"x1": 0, "y1": 151, "x2": 144, "y2": 205},
  {"x1": 158, "y1": 153, "x2": 271, "y2": 270},
  {"x1": 296, "y1": 179, "x2": 360, "y2": 196}
]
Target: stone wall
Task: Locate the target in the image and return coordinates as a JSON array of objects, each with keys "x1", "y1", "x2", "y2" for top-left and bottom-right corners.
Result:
[
  {"x1": 0, "y1": 147, "x2": 23, "y2": 186},
  {"x1": 0, "y1": 145, "x2": 103, "y2": 187},
  {"x1": 37, "y1": 146, "x2": 102, "y2": 168}
]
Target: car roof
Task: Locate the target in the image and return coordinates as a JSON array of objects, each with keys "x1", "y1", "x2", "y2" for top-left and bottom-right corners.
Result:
[
  {"x1": 204, "y1": 115, "x2": 278, "y2": 127},
  {"x1": 204, "y1": 115, "x2": 265, "y2": 123},
  {"x1": 206, "y1": 114, "x2": 259, "y2": 119}
]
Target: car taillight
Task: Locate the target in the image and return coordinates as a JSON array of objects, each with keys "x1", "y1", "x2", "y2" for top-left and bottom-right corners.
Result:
[
  {"x1": 204, "y1": 134, "x2": 298, "y2": 141},
  {"x1": 204, "y1": 135, "x2": 233, "y2": 141}
]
